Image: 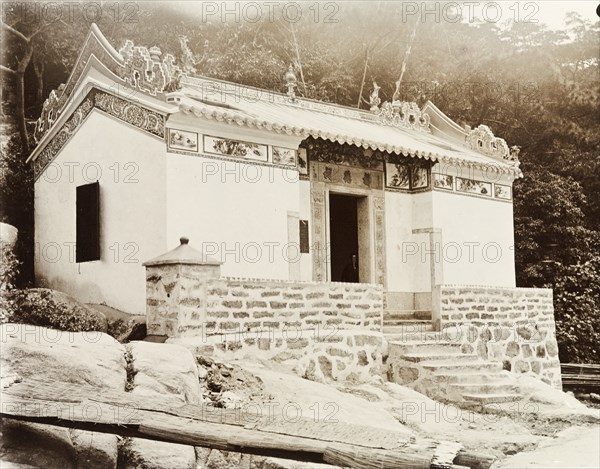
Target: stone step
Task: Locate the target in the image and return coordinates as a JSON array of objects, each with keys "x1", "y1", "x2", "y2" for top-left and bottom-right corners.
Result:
[
  {"x1": 433, "y1": 371, "x2": 507, "y2": 384},
  {"x1": 390, "y1": 331, "x2": 445, "y2": 342},
  {"x1": 450, "y1": 382, "x2": 517, "y2": 395},
  {"x1": 384, "y1": 319, "x2": 433, "y2": 326},
  {"x1": 382, "y1": 323, "x2": 434, "y2": 335},
  {"x1": 422, "y1": 361, "x2": 502, "y2": 373},
  {"x1": 388, "y1": 341, "x2": 461, "y2": 355},
  {"x1": 462, "y1": 392, "x2": 522, "y2": 404},
  {"x1": 402, "y1": 352, "x2": 479, "y2": 364},
  {"x1": 384, "y1": 309, "x2": 432, "y2": 321}
]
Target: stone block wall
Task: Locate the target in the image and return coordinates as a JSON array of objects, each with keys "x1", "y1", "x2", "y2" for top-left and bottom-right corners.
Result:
[
  {"x1": 438, "y1": 286, "x2": 561, "y2": 388},
  {"x1": 147, "y1": 269, "x2": 386, "y2": 382},
  {"x1": 173, "y1": 329, "x2": 387, "y2": 383},
  {"x1": 147, "y1": 274, "x2": 383, "y2": 338},
  {"x1": 204, "y1": 278, "x2": 383, "y2": 335},
  {"x1": 145, "y1": 263, "x2": 220, "y2": 337}
]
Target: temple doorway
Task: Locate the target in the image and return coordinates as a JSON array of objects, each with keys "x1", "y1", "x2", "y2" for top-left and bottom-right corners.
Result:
[{"x1": 329, "y1": 193, "x2": 362, "y2": 282}]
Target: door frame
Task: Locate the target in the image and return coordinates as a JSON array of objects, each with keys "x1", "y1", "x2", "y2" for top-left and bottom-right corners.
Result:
[
  {"x1": 309, "y1": 161, "x2": 386, "y2": 285},
  {"x1": 326, "y1": 189, "x2": 372, "y2": 283}
]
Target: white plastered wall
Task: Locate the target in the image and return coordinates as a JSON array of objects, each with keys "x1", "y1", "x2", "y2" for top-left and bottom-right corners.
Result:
[
  {"x1": 431, "y1": 187, "x2": 516, "y2": 288},
  {"x1": 34, "y1": 110, "x2": 167, "y2": 314},
  {"x1": 164, "y1": 115, "x2": 305, "y2": 281}
]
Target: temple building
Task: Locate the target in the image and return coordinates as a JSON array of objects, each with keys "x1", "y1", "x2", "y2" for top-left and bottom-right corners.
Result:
[{"x1": 29, "y1": 24, "x2": 522, "y2": 316}]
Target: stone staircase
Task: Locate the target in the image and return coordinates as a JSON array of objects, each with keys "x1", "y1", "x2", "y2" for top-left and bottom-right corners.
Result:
[
  {"x1": 383, "y1": 309, "x2": 520, "y2": 405},
  {"x1": 383, "y1": 308, "x2": 435, "y2": 337}
]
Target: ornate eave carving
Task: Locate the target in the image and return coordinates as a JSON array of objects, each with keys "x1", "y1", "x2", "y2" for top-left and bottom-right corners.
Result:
[
  {"x1": 465, "y1": 124, "x2": 519, "y2": 162},
  {"x1": 33, "y1": 88, "x2": 165, "y2": 180},
  {"x1": 301, "y1": 137, "x2": 384, "y2": 170}
]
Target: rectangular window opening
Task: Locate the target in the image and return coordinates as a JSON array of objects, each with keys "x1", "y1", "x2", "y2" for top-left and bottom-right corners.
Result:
[{"x1": 76, "y1": 181, "x2": 100, "y2": 262}]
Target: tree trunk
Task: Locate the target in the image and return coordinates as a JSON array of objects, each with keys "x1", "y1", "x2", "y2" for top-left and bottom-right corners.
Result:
[
  {"x1": 33, "y1": 59, "x2": 44, "y2": 105},
  {"x1": 357, "y1": 47, "x2": 369, "y2": 108},
  {"x1": 15, "y1": 44, "x2": 33, "y2": 156},
  {"x1": 15, "y1": 72, "x2": 29, "y2": 155}
]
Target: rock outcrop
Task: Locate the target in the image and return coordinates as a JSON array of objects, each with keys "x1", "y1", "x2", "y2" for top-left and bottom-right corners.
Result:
[{"x1": 1, "y1": 323, "x2": 126, "y2": 468}]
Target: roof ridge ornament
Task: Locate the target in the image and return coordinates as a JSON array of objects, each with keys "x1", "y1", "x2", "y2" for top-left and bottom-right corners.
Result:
[
  {"x1": 369, "y1": 82, "x2": 430, "y2": 132},
  {"x1": 284, "y1": 65, "x2": 298, "y2": 102},
  {"x1": 465, "y1": 124, "x2": 518, "y2": 162},
  {"x1": 178, "y1": 35, "x2": 197, "y2": 74},
  {"x1": 117, "y1": 40, "x2": 188, "y2": 96}
]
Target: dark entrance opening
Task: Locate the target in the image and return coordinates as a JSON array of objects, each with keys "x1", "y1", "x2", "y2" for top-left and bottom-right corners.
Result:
[{"x1": 329, "y1": 193, "x2": 360, "y2": 282}]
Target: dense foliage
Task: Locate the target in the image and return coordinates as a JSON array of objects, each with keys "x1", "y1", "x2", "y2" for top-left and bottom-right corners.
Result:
[
  {"x1": 4, "y1": 289, "x2": 107, "y2": 332},
  {"x1": 1, "y1": 2, "x2": 598, "y2": 362}
]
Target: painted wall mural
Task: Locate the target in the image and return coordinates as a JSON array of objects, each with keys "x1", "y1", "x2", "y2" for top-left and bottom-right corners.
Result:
[
  {"x1": 298, "y1": 148, "x2": 309, "y2": 176},
  {"x1": 385, "y1": 162, "x2": 430, "y2": 191},
  {"x1": 494, "y1": 184, "x2": 512, "y2": 200},
  {"x1": 168, "y1": 129, "x2": 198, "y2": 151},
  {"x1": 432, "y1": 173, "x2": 512, "y2": 201},
  {"x1": 411, "y1": 166, "x2": 429, "y2": 189},
  {"x1": 204, "y1": 135, "x2": 268, "y2": 162},
  {"x1": 456, "y1": 177, "x2": 492, "y2": 197},
  {"x1": 432, "y1": 173, "x2": 454, "y2": 191},
  {"x1": 272, "y1": 146, "x2": 297, "y2": 166}
]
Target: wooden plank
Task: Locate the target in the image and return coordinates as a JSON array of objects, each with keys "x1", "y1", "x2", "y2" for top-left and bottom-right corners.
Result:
[
  {"x1": 561, "y1": 363, "x2": 600, "y2": 390},
  {"x1": 1, "y1": 378, "x2": 494, "y2": 469},
  {"x1": 2, "y1": 380, "x2": 409, "y2": 449}
]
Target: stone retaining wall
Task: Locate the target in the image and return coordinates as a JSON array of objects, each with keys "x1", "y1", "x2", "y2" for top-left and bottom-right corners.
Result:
[
  {"x1": 146, "y1": 265, "x2": 386, "y2": 382},
  {"x1": 173, "y1": 329, "x2": 387, "y2": 383},
  {"x1": 204, "y1": 278, "x2": 383, "y2": 335},
  {"x1": 438, "y1": 286, "x2": 561, "y2": 388},
  {"x1": 145, "y1": 265, "x2": 383, "y2": 338}
]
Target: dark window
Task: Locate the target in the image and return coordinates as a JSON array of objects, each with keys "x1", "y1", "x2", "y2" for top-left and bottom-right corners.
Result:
[
  {"x1": 76, "y1": 182, "x2": 100, "y2": 262},
  {"x1": 299, "y1": 220, "x2": 309, "y2": 254}
]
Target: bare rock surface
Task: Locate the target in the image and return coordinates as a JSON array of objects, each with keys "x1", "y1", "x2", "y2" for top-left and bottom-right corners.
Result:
[
  {"x1": 236, "y1": 359, "x2": 412, "y2": 437},
  {"x1": 1, "y1": 323, "x2": 126, "y2": 388},
  {"x1": 0, "y1": 324, "x2": 126, "y2": 468},
  {"x1": 69, "y1": 429, "x2": 119, "y2": 469},
  {"x1": 494, "y1": 425, "x2": 600, "y2": 468},
  {"x1": 512, "y1": 374, "x2": 600, "y2": 418},
  {"x1": 121, "y1": 438, "x2": 196, "y2": 469},
  {"x1": 129, "y1": 341, "x2": 201, "y2": 404},
  {"x1": 124, "y1": 341, "x2": 199, "y2": 468},
  {"x1": 0, "y1": 421, "x2": 76, "y2": 469}
]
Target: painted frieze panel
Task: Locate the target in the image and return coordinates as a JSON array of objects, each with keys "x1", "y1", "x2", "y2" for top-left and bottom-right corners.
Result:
[
  {"x1": 298, "y1": 148, "x2": 309, "y2": 176},
  {"x1": 272, "y1": 146, "x2": 297, "y2": 166},
  {"x1": 168, "y1": 129, "x2": 198, "y2": 152},
  {"x1": 410, "y1": 166, "x2": 429, "y2": 189},
  {"x1": 456, "y1": 177, "x2": 492, "y2": 197},
  {"x1": 385, "y1": 161, "x2": 430, "y2": 191},
  {"x1": 494, "y1": 184, "x2": 512, "y2": 201},
  {"x1": 432, "y1": 173, "x2": 454, "y2": 191},
  {"x1": 204, "y1": 135, "x2": 268, "y2": 162}
]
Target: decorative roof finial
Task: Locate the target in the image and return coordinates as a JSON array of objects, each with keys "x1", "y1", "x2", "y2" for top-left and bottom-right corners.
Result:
[
  {"x1": 178, "y1": 35, "x2": 197, "y2": 74},
  {"x1": 284, "y1": 65, "x2": 297, "y2": 102},
  {"x1": 369, "y1": 82, "x2": 381, "y2": 111},
  {"x1": 510, "y1": 145, "x2": 521, "y2": 162},
  {"x1": 392, "y1": 80, "x2": 401, "y2": 102}
]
